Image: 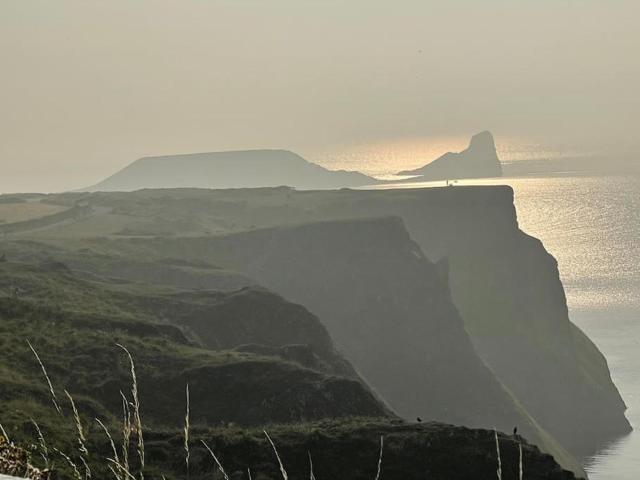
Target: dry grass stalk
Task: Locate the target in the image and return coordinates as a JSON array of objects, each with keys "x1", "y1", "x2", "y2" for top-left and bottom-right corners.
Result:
[
  {"x1": 201, "y1": 439, "x2": 230, "y2": 480},
  {"x1": 108, "y1": 465, "x2": 120, "y2": 480},
  {"x1": 264, "y1": 430, "x2": 288, "y2": 480},
  {"x1": 120, "y1": 391, "x2": 132, "y2": 475},
  {"x1": 116, "y1": 344, "x2": 144, "y2": 477},
  {"x1": 308, "y1": 451, "x2": 316, "y2": 480},
  {"x1": 184, "y1": 383, "x2": 190, "y2": 472},
  {"x1": 519, "y1": 442, "x2": 523, "y2": 480},
  {"x1": 247, "y1": 468, "x2": 253, "y2": 480},
  {"x1": 27, "y1": 339, "x2": 62, "y2": 414},
  {"x1": 0, "y1": 422, "x2": 10, "y2": 445},
  {"x1": 107, "y1": 458, "x2": 137, "y2": 480},
  {"x1": 65, "y1": 390, "x2": 88, "y2": 455},
  {"x1": 79, "y1": 455, "x2": 92, "y2": 479},
  {"x1": 374, "y1": 436, "x2": 383, "y2": 480},
  {"x1": 29, "y1": 418, "x2": 49, "y2": 468},
  {"x1": 494, "y1": 429, "x2": 502, "y2": 480},
  {"x1": 54, "y1": 448, "x2": 82, "y2": 480},
  {"x1": 95, "y1": 418, "x2": 123, "y2": 480}
]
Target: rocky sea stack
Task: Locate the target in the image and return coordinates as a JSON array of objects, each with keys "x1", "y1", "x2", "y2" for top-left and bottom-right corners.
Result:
[{"x1": 398, "y1": 131, "x2": 503, "y2": 180}]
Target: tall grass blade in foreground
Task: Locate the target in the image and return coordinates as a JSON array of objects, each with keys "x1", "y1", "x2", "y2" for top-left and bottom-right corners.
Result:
[
  {"x1": 120, "y1": 391, "x2": 132, "y2": 475},
  {"x1": 27, "y1": 339, "x2": 62, "y2": 414},
  {"x1": 0, "y1": 422, "x2": 10, "y2": 445},
  {"x1": 494, "y1": 429, "x2": 502, "y2": 480},
  {"x1": 79, "y1": 456, "x2": 92, "y2": 479},
  {"x1": 107, "y1": 458, "x2": 137, "y2": 480},
  {"x1": 519, "y1": 442, "x2": 524, "y2": 480},
  {"x1": 184, "y1": 383, "x2": 190, "y2": 473},
  {"x1": 30, "y1": 418, "x2": 50, "y2": 469},
  {"x1": 201, "y1": 440, "x2": 230, "y2": 480},
  {"x1": 117, "y1": 344, "x2": 145, "y2": 478},
  {"x1": 65, "y1": 390, "x2": 88, "y2": 455},
  {"x1": 96, "y1": 418, "x2": 127, "y2": 480},
  {"x1": 264, "y1": 430, "x2": 288, "y2": 480},
  {"x1": 55, "y1": 448, "x2": 82, "y2": 480},
  {"x1": 308, "y1": 451, "x2": 316, "y2": 480},
  {"x1": 374, "y1": 436, "x2": 384, "y2": 480}
]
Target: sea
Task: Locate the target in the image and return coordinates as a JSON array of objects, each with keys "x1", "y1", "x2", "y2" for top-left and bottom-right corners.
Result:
[{"x1": 310, "y1": 141, "x2": 640, "y2": 479}]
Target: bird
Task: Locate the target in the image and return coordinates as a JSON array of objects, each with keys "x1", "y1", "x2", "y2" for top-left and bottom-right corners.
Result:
[
  {"x1": 416, "y1": 417, "x2": 422, "y2": 423},
  {"x1": 513, "y1": 426, "x2": 518, "y2": 436}
]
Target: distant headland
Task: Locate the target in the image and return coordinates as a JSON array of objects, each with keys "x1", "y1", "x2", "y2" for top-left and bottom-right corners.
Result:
[
  {"x1": 397, "y1": 131, "x2": 503, "y2": 181},
  {"x1": 83, "y1": 132, "x2": 503, "y2": 192}
]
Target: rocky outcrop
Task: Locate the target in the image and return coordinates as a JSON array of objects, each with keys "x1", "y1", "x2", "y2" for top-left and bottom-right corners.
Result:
[
  {"x1": 398, "y1": 131, "x2": 503, "y2": 180},
  {"x1": 83, "y1": 149, "x2": 376, "y2": 192}
]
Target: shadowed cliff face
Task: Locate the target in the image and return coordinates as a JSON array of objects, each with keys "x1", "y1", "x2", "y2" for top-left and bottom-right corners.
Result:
[
  {"x1": 292, "y1": 186, "x2": 629, "y2": 458},
  {"x1": 98, "y1": 216, "x2": 583, "y2": 475}
]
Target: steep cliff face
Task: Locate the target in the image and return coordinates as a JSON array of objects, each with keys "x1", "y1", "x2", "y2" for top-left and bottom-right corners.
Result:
[
  {"x1": 290, "y1": 186, "x2": 629, "y2": 457},
  {"x1": 310, "y1": 186, "x2": 630, "y2": 458},
  {"x1": 107, "y1": 216, "x2": 583, "y2": 475}
]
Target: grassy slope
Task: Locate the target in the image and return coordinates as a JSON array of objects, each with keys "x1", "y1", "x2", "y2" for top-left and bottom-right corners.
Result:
[{"x1": 0, "y1": 260, "x2": 391, "y2": 477}]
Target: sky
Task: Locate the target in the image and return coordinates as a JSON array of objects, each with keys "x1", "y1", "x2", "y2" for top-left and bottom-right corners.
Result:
[{"x1": 1, "y1": 0, "x2": 639, "y2": 192}]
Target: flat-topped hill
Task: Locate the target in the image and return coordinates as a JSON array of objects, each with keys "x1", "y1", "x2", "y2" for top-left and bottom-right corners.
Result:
[{"x1": 84, "y1": 149, "x2": 376, "y2": 191}]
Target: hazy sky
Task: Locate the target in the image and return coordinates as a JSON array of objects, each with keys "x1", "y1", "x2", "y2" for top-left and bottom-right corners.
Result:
[{"x1": 1, "y1": 1, "x2": 638, "y2": 192}]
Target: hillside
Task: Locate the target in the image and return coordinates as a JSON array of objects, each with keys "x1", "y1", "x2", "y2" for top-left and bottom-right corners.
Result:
[
  {"x1": 0, "y1": 258, "x2": 579, "y2": 480},
  {"x1": 0, "y1": 260, "x2": 389, "y2": 423},
  {"x1": 1, "y1": 185, "x2": 625, "y2": 475},
  {"x1": 84, "y1": 149, "x2": 376, "y2": 192}
]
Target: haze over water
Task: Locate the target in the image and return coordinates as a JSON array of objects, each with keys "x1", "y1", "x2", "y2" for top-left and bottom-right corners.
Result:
[{"x1": 319, "y1": 144, "x2": 640, "y2": 479}]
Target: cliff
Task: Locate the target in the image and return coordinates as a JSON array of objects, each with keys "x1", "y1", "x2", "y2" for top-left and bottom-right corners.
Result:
[
  {"x1": 94, "y1": 216, "x2": 583, "y2": 475},
  {"x1": 5, "y1": 185, "x2": 627, "y2": 473},
  {"x1": 398, "y1": 131, "x2": 503, "y2": 180},
  {"x1": 84, "y1": 149, "x2": 376, "y2": 192},
  {"x1": 0, "y1": 254, "x2": 579, "y2": 480}
]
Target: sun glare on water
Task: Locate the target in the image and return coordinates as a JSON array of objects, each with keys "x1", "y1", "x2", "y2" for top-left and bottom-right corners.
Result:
[{"x1": 305, "y1": 136, "x2": 567, "y2": 179}]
